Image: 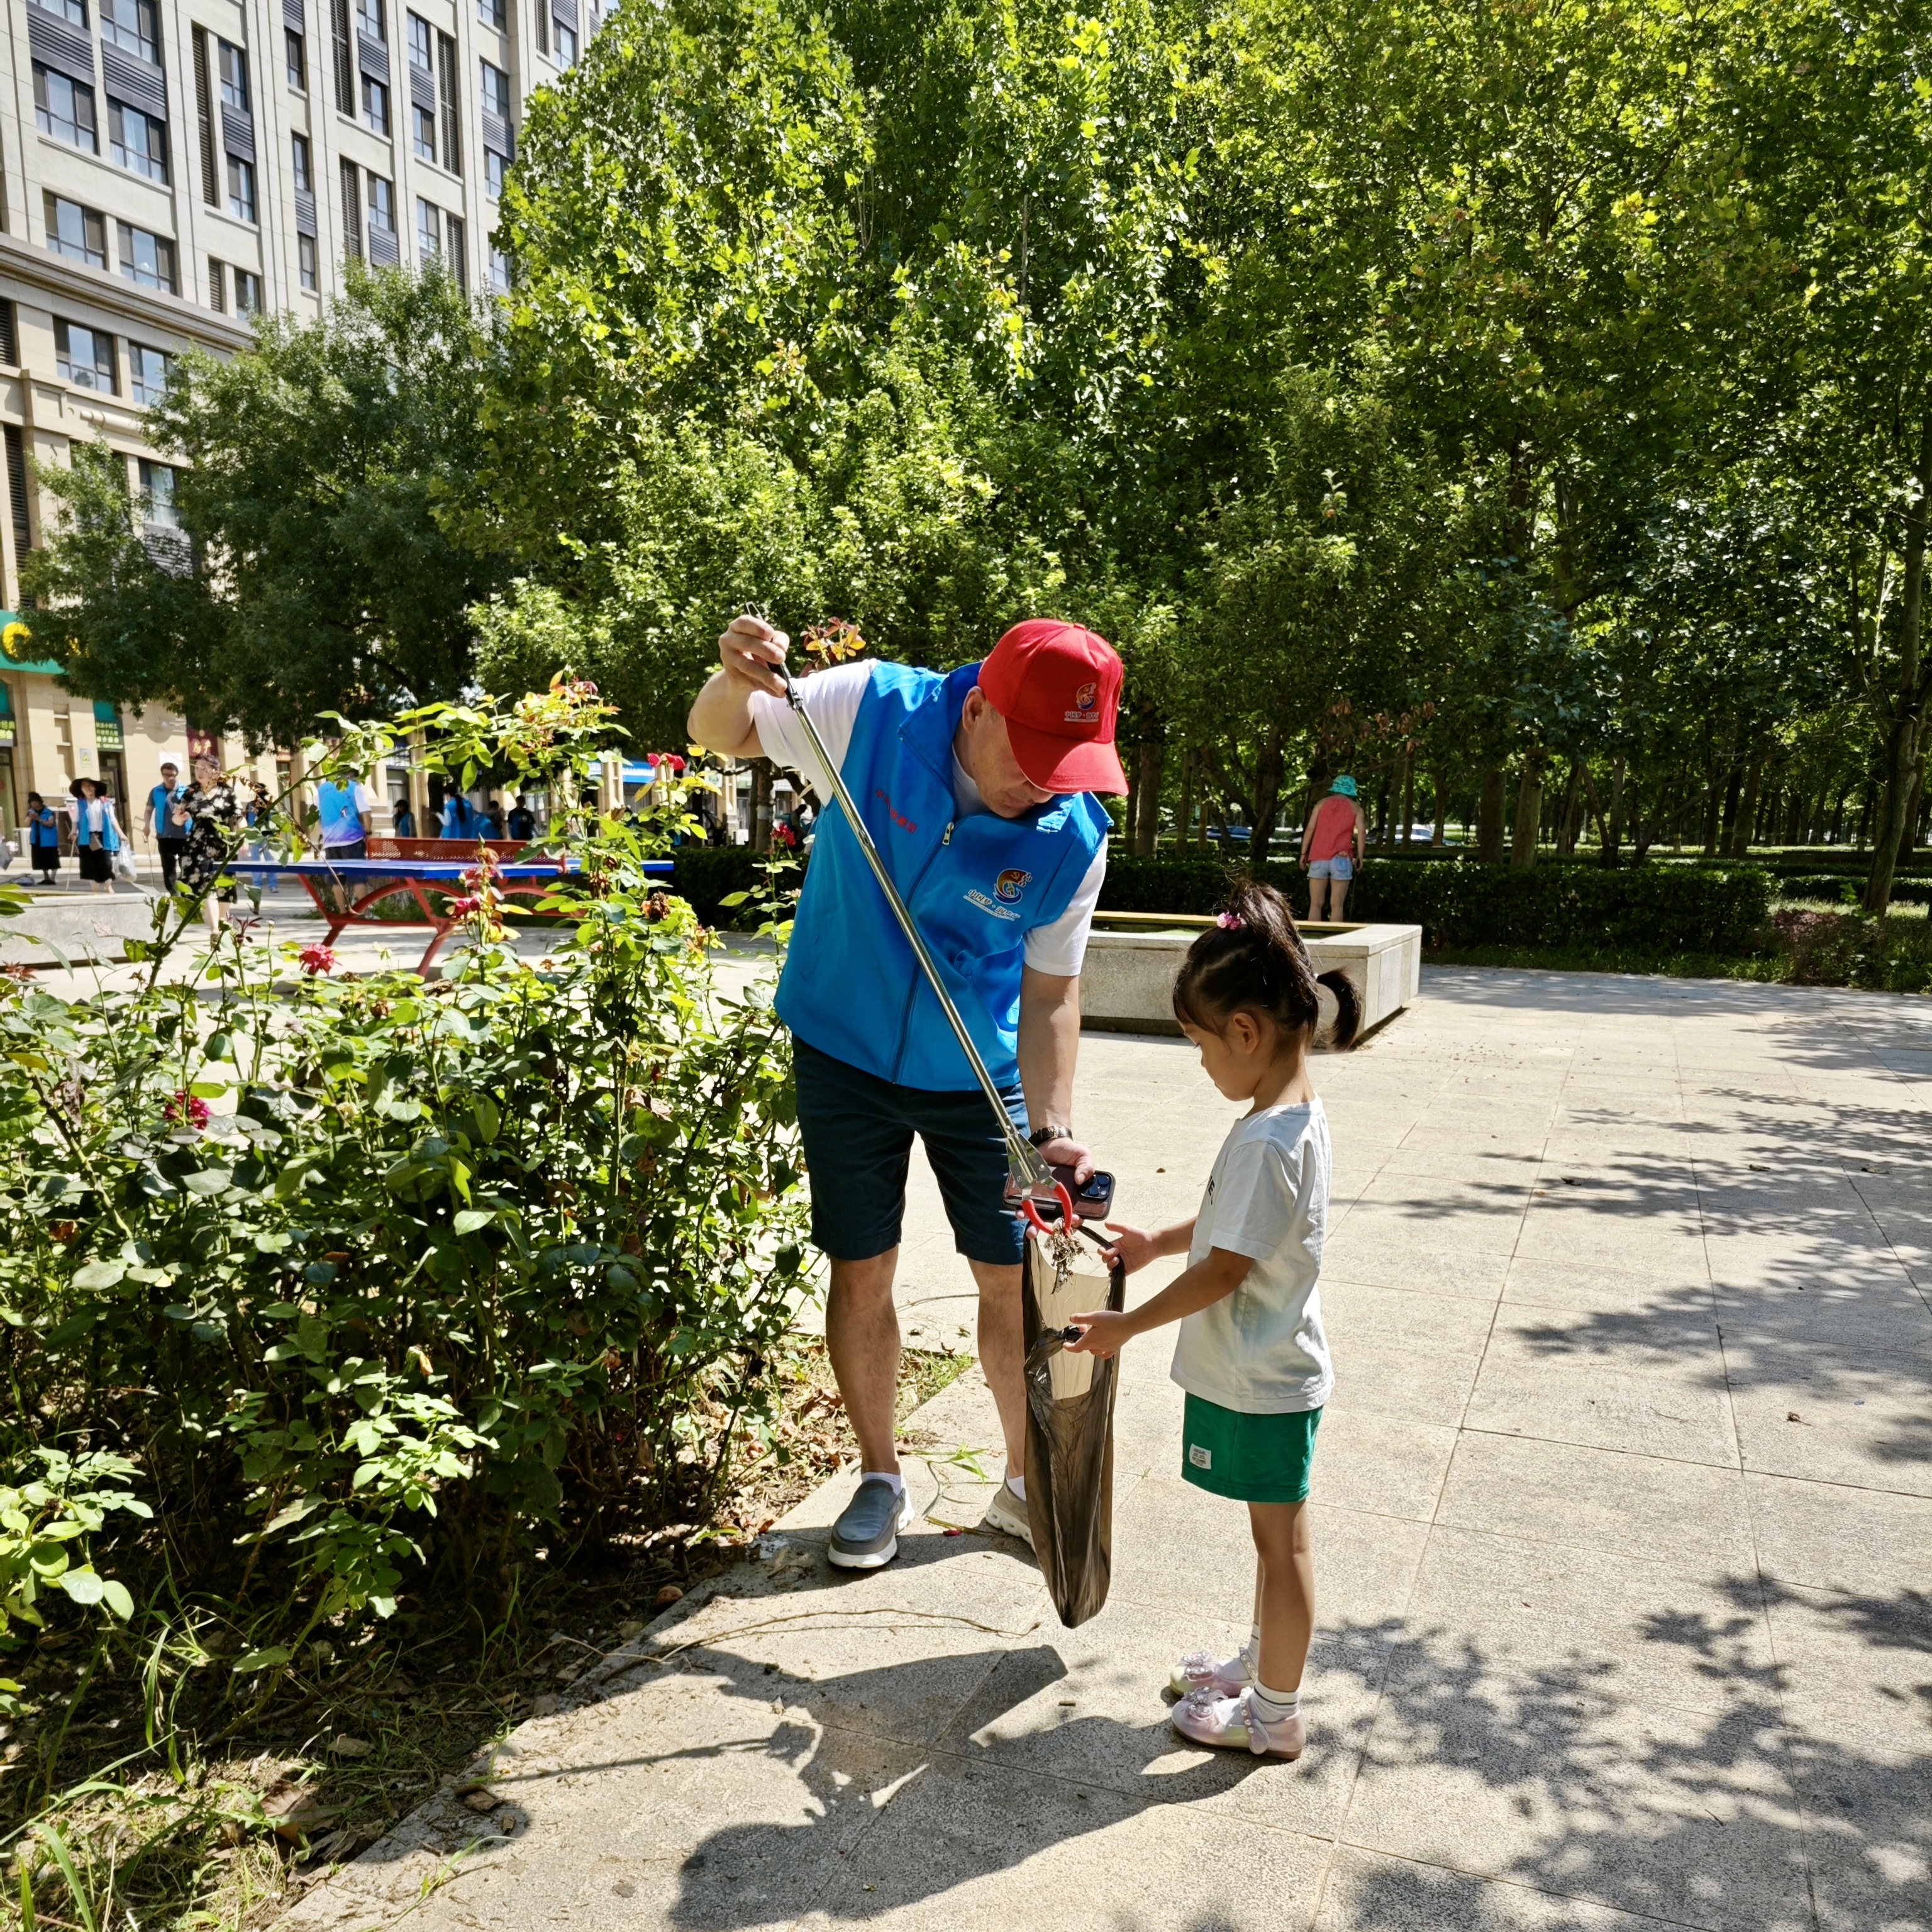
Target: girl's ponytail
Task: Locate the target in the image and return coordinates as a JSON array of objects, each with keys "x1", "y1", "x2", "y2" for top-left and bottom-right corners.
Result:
[{"x1": 1172, "y1": 877, "x2": 1360, "y2": 1050}]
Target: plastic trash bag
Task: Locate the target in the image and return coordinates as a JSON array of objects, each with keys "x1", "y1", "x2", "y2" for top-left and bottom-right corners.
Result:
[{"x1": 1021, "y1": 1226, "x2": 1126, "y2": 1628}]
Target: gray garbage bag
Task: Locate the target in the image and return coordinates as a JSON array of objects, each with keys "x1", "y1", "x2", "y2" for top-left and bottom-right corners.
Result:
[{"x1": 1021, "y1": 1227, "x2": 1126, "y2": 1628}]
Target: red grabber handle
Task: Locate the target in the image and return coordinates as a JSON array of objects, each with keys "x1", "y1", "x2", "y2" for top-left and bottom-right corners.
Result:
[{"x1": 1019, "y1": 1182, "x2": 1078, "y2": 1237}]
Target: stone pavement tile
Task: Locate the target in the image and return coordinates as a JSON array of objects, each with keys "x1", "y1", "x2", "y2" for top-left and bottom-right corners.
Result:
[
  {"x1": 935, "y1": 1596, "x2": 1380, "y2": 1843},
  {"x1": 1332, "y1": 1201, "x2": 1526, "y2": 1258},
  {"x1": 1746, "y1": 1470, "x2": 1932, "y2": 1597},
  {"x1": 1510, "y1": 1204, "x2": 1706, "y2": 1272},
  {"x1": 1312, "y1": 1846, "x2": 1675, "y2": 1931},
  {"x1": 1729, "y1": 1372, "x2": 1932, "y2": 1497},
  {"x1": 1780, "y1": 1707, "x2": 1932, "y2": 1932},
  {"x1": 1327, "y1": 1329, "x2": 1485, "y2": 1430},
  {"x1": 1500, "y1": 1257, "x2": 1709, "y2": 1320},
  {"x1": 1342, "y1": 1687, "x2": 1813, "y2": 1931},
  {"x1": 1759, "y1": 1579, "x2": 1932, "y2": 1743},
  {"x1": 1433, "y1": 1433, "x2": 1756, "y2": 1576},
  {"x1": 802, "y1": 1751, "x2": 1333, "y2": 1931},
  {"x1": 1387, "y1": 1524, "x2": 1775, "y2": 1718},
  {"x1": 1106, "y1": 1477, "x2": 1428, "y2": 1632},
  {"x1": 1311, "y1": 1405, "x2": 1458, "y2": 1523},
  {"x1": 1321, "y1": 1278, "x2": 1499, "y2": 1357},
  {"x1": 1463, "y1": 1306, "x2": 1738, "y2": 1467},
  {"x1": 1317, "y1": 1231, "x2": 1514, "y2": 1301}
]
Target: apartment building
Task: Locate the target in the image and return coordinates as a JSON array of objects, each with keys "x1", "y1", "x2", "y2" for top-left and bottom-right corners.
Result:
[{"x1": 0, "y1": 0, "x2": 589, "y2": 845}]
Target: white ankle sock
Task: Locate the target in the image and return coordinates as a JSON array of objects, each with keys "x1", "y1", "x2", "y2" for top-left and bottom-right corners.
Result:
[
  {"x1": 1244, "y1": 1623, "x2": 1261, "y2": 1667},
  {"x1": 1006, "y1": 1473, "x2": 1026, "y2": 1502},
  {"x1": 862, "y1": 1470, "x2": 906, "y2": 1496},
  {"x1": 1249, "y1": 1680, "x2": 1301, "y2": 1725}
]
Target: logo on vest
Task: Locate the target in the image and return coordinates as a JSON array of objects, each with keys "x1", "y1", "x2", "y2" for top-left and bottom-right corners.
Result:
[
  {"x1": 1063, "y1": 680, "x2": 1101, "y2": 724},
  {"x1": 964, "y1": 866, "x2": 1031, "y2": 923}
]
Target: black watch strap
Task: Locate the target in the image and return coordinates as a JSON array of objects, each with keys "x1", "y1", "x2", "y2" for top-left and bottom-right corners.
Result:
[{"x1": 1028, "y1": 1123, "x2": 1069, "y2": 1149}]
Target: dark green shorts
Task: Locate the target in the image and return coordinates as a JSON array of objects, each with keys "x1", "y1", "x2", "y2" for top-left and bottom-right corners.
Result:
[{"x1": 1182, "y1": 1395, "x2": 1321, "y2": 1504}]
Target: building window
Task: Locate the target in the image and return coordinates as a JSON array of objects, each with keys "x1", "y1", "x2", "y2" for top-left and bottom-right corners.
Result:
[
  {"x1": 479, "y1": 57, "x2": 509, "y2": 117},
  {"x1": 55, "y1": 319, "x2": 116, "y2": 392},
  {"x1": 286, "y1": 27, "x2": 306, "y2": 88},
  {"x1": 109, "y1": 100, "x2": 169, "y2": 181},
  {"x1": 368, "y1": 172, "x2": 395, "y2": 236},
  {"x1": 192, "y1": 26, "x2": 219, "y2": 206},
  {"x1": 298, "y1": 231, "x2": 319, "y2": 291},
  {"x1": 227, "y1": 155, "x2": 257, "y2": 223},
  {"x1": 555, "y1": 21, "x2": 576, "y2": 65},
  {"x1": 437, "y1": 31, "x2": 462, "y2": 175},
  {"x1": 407, "y1": 11, "x2": 431, "y2": 69},
  {"x1": 117, "y1": 222, "x2": 178, "y2": 291},
  {"x1": 128, "y1": 342, "x2": 172, "y2": 405},
  {"x1": 447, "y1": 213, "x2": 466, "y2": 290},
  {"x1": 208, "y1": 257, "x2": 225, "y2": 310},
  {"x1": 484, "y1": 148, "x2": 507, "y2": 199},
  {"x1": 356, "y1": 0, "x2": 384, "y2": 38},
  {"x1": 477, "y1": 0, "x2": 503, "y2": 26},
  {"x1": 413, "y1": 103, "x2": 436, "y2": 162},
  {"x1": 416, "y1": 196, "x2": 441, "y2": 259},
  {"x1": 489, "y1": 245, "x2": 510, "y2": 294},
  {"x1": 234, "y1": 270, "x2": 262, "y2": 314},
  {"x1": 218, "y1": 39, "x2": 249, "y2": 111},
  {"x1": 30, "y1": 0, "x2": 89, "y2": 27},
  {"x1": 35, "y1": 66, "x2": 99, "y2": 152},
  {"x1": 362, "y1": 74, "x2": 389, "y2": 133},
  {"x1": 100, "y1": 0, "x2": 160, "y2": 62},
  {"x1": 138, "y1": 460, "x2": 179, "y2": 528},
  {"x1": 291, "y1": 132, "x2": 313, "y2": 192},
  {"x1": 45, "y1": 194, "x2": 108, "y2": 268}
]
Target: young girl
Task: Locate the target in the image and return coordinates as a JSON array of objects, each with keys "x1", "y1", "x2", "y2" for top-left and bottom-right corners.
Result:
[{"x1": 1068, "y1": 879, "x2": 1360, "y2": 1761}]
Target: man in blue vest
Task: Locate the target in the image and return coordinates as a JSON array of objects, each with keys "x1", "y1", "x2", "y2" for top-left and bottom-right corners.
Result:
[
  {"x1": 690, "y1": 615, "x2": 1125, "y2": 1569},
  {"x1": 142, "y1": 762, "x2": 187, "y2": 891},
  {"x1": 315, "y1": 769, "x2": 376, "y2": 860}
]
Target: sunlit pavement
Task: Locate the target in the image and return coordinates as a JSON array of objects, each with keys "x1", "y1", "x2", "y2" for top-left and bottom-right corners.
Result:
[{"x1": 282, "y1": 967, "x2": 1932, "y2": 1931}]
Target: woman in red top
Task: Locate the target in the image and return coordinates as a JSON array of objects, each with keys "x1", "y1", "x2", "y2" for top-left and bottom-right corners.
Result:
[{"x1": 1299, "y1": 776, "x2": 1365, "y2": 921}]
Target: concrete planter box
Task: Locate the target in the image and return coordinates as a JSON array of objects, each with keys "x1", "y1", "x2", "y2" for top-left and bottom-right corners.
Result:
[
  {"x1": 0, "y1": 893, "x2": 158, "y2": 966},
  {"x1": 1081, "y1": 913, "x2": 1421, "y2": 1041}
]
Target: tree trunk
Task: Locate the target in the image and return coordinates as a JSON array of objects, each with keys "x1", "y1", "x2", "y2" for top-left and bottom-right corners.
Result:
[
  {"x1": 1429, "y1": 763, "x2": 1447, "y2": 847},
  {"x1": 1175, "y1": 746, "x2": 1196, "y2": 850},
  {"x1": 1729, "y1": 750, "x2": 1765, "y2": 859},
  {"x1": 1397, "y1": 746, "x2": 1415, "y2": 848},
  {"x1": 1864, "y1": 408, "x2": 1932, "y2": 911},
  {"x1": 1511, "y1": 760, "x2": 1543, "y2": 869},
  {"x1": 1631, "y1": 770, "x2": 1653, "y2": 861},
  {"x1": 1557, "y1": 758, "x2": 1583, "y2": 856},
  {"x1": 1132, "y1": 739, "x2": 1165, "y2": 855},
  {"x1": 1250, "y1": 728, "x2": 1285, "y2": 853},
  {"x1": 1701, "y1": 766, "x2": 1724, "y2": 856},
  {"x1": 1605, "y1": 757, "x2": 1626, "y2": 863},
  {"x1": 749, "y1": 758, "x2": 773, "y2": 853},
  {"x1": 1476, "y1": 766, "x2": 1507, "y2": 862}
]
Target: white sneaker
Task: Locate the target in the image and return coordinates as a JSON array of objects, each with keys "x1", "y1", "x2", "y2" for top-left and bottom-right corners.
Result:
[
  {"x1": 1170, "y1": 1686, "x2": 1305, "y2": 1760},
  {"x1": 1168, "y1": 1645, "x2": 1253, "y2": 1699},
  {"x1": 981, "y1": 1479, "x2": 1033, "y2": 1549}
]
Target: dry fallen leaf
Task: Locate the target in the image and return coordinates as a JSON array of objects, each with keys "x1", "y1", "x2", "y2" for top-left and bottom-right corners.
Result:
[
  {"x1": 326, "y1": 1735, "x2": 373, "y2": 1758},
  {"x1": 655, "y1": 1585, "x2": 684, "y2": 1607},
  {"x1": 462, "y1": 1788, "x2": 502, "y2": 1813}
]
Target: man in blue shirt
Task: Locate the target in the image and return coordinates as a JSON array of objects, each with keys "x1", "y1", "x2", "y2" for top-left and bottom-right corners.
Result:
[
  {"x1": 690, "y1": 616, "x2": 1126, "y2": 1568},
  {"x1": 142, "y1": 762, "x2": 187, "y2": 891}
]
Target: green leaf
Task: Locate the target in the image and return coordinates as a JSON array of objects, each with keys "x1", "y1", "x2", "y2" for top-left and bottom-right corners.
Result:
[
  {"x1": 231, "y1": 1646, "x2": 292, "y2": 1673},
  {"x1": 100, "y1": 1580, "x2": 134, "y2": 1620},
  {"x1": 70, "y1": 1260, "x2": 127, "y2": 1289},
  {"x1": 58, "y1": 1568, "x2": 106, "y2": 1607},
  {"x1": 452, "y1": 1208, "x2": 494, "y2": 1235},
  {"x1": 180, "y1": 1170, "x2": 233, "y2": 1196}
]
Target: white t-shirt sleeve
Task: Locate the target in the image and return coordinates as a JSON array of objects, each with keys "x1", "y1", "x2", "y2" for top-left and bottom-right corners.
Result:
[
  {"x1": 747, "y1": 661, "x2": 872, "y2": 803},
  {"x1": 1023, "y1": 838, "x2": 1108, "y2": 975},
  {"x1": 1205, "y1": 1135, "x2": 1301, "y2": 1263},
  {"x1": 353, "y1": 782, "x2": 379, "y2": 814}
]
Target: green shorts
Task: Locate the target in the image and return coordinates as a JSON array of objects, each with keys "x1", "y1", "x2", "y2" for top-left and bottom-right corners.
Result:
[{"x1": 1181, "y1": 1395, "x2": 1321, "y2": 1504}]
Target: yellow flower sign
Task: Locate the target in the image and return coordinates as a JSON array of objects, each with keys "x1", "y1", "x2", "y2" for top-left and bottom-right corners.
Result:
[{"x1": 1, "y1": 621, "x2": 31, "y2": 660}]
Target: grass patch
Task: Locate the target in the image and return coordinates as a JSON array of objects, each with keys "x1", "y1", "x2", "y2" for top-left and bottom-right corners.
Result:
[{"x1": 1, "y1": 1340, "x2": 970, "y2": 1931}]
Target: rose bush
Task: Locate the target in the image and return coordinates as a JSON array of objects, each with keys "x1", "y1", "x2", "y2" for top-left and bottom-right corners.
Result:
[{"x1": 0, "y1": 691, "x2": 810, "y2": 1690}]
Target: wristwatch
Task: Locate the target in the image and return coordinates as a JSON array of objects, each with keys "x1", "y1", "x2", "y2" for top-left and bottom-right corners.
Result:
[{"x1": 1028, "y1": 1123, "x2": 1070, "y2": 1149}]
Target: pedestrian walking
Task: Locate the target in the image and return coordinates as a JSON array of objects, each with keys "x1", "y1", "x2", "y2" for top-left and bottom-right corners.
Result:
[
  {"x1": 1066, "y1": 880, "x2": 1360, "y2": 1762},
  {"x1": 392, "y1": 799, "x2": 416, "y2": 839},
  {"x1": 26, "y1": 794, "x2": 61, "y2": 884},
  {"x1": 316, "y1": 768, "x2": 376, "y2": 860},
  {"x1": 178, "y1": 755, "x2": 245, "y2": 940},
  {"x1": 1299, "y1": 776, "x2": 1365, "y2": 921},
  {"x1": 143, "y1": 761, "x2": 189, "y2": 891},
  {"x1": 689, "y1": 614, "x2": 1124, "y2": 1568},
  {"x1": 68, "y1": 779, "x2": 128, "y2": 894},
  {"x1": 507, "y1": 794, "x2": 536, "y2": 841}
]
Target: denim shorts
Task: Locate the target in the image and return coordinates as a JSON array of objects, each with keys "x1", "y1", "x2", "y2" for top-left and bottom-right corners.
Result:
[
  {"x1": 792, "y1": 1037, "x2": 1028, "y2": 1265},
  {"x1": 1307, "y1": 856, "x2": 1353, "y2": 881}
]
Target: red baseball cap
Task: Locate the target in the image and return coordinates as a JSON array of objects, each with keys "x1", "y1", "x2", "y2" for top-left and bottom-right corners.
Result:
[{"x1": 978, "y1": 619, "x2": 1127, "y2": 795}]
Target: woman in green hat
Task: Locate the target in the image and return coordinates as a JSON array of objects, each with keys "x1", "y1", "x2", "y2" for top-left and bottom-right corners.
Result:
[{"x1": 1300, "y1": 776, "x2": 1365, "y2": 921}]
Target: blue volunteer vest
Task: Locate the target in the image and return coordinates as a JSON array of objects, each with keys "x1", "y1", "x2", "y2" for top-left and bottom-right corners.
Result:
[
  {"x1": 776, "y1": 662, "x2": 1110, "y2": 1092},
  {"x1": 317, "y1": 780, "x2": 364, "y2": 843}
]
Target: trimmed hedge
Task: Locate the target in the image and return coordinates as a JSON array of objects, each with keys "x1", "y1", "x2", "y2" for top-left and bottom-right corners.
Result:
[
  {"x1": 1099, "y1": 854, "x2": 1772, "y2": 954},
  {"x1": 1774, "y1": 873, "x2": 1932, "y2": 907},
  {"x1": 670, "y1": 843, "x2": 1775, "y2": 955}
]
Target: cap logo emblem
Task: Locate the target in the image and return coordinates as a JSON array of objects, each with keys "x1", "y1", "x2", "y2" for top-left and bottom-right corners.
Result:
[
  {"x1": 994, "y1": 869, "x2": 1033, "y2": 903},
  {"x1": 1063, "y1": 677, "x2": 1101, "y2": 724}
]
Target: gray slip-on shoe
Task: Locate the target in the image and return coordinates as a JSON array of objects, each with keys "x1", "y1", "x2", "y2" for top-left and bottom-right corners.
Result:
[{"x1": 828, "y1": 1476, "x2": 916, "y2": 1570}]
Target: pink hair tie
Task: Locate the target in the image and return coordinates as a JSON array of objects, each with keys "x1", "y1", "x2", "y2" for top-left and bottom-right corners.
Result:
[{"x1": 1215, "y1": 911, "x2": 1245, "y2": 930}]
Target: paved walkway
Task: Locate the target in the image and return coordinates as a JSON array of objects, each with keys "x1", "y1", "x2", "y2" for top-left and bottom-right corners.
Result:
[{"x1": 285, "y1": 970, "x2": 1932, "y2": 1932}]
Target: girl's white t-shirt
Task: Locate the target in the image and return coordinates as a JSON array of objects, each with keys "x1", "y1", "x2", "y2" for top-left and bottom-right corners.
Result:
[{"x1": 1169, "y1": 1098, "x2": 1334, "y2": 1415}]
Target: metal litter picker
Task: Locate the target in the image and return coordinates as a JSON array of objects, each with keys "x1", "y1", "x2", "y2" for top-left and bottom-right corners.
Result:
[{"x1": 775, "y1": 656, "x2": 1126, "y2": 1627}]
